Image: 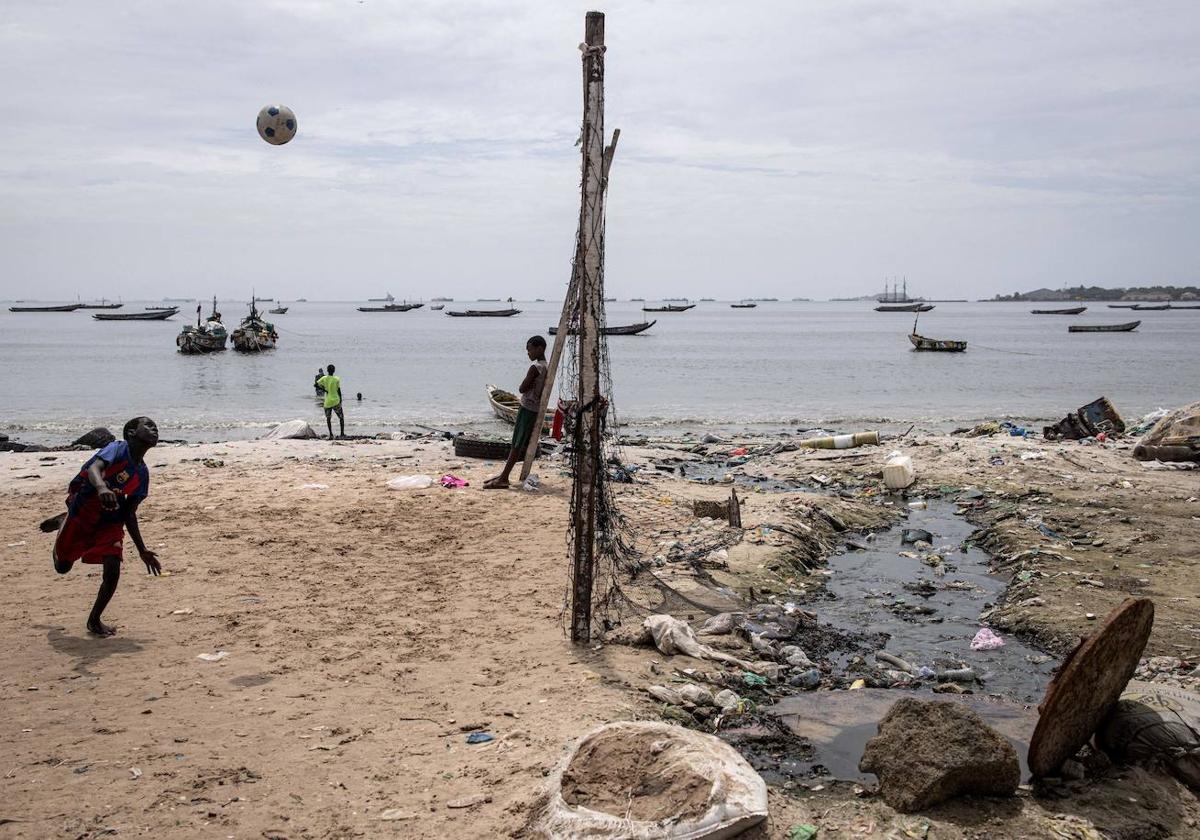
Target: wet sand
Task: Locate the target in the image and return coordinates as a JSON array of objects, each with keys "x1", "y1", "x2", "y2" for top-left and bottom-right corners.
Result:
[{"x1": 1, "y1": 431, "x2": 1198, "y2": 838}]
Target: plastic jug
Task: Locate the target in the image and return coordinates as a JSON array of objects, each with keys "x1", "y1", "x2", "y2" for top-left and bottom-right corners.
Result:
[{"x1": 882, "y1": 452, "x2": 915, "y2": 490}]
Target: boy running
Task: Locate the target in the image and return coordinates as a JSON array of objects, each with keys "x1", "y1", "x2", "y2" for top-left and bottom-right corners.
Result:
[
  {"x1": 316, "y1": 363, "x2": 345, "y2": 439},
  {"x1": 485, "y1": 336, "x2": 548, "y2": 489},
  {"x1": 52, "y1": 416, "x2": 162, "y2": 636}
]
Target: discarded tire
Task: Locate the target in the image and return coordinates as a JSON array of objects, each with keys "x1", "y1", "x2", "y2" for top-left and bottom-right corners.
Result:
[{"x1": 453, "y1": 436, "x2": 514, "y2": 460}]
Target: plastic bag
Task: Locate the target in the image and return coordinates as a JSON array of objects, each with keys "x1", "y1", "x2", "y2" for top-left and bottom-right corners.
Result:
[
  {"x1": 531, "y1": 721, "x2": 768, "y2": 839},
  {"x1": 387, "y1": 474, "x2": 433, "y2": 490},
  {"x1": 970, "y1": 627, "x2": 1005, "y2": 651},
  {"x1": 1097, "y1": 680, "x2": 1200, "y2": 790},
  {"x1": 440, "y1": 474, "x2": 468, "y2": 488}
]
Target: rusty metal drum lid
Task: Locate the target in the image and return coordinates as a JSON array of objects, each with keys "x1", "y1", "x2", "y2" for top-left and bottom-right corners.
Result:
[{"x1": 1028, "y1": 598, "x2": 1155, "y2": 777}]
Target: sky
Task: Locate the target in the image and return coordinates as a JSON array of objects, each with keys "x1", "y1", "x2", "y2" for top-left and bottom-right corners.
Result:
[{"x1": 1, "y1": 0, "x2": 1198, "y2": 302}]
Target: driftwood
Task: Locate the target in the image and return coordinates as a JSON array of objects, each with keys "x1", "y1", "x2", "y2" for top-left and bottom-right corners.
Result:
[{"x1": 692, "y1": 489, "x2": 742, "y2": 527}]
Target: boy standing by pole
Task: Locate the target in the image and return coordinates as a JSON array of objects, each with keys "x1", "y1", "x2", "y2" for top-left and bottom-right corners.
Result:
[
  {"x1": 51, "y1": 416, "x2": 162, "y2": 636},
  {"x1": 485, "y1": 336, "x2": 548, "y2": 489}
]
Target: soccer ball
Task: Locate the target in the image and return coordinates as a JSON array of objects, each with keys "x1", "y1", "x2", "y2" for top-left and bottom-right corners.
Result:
[{"x1": 256, "y1": 104, "x2": 297, "y2": 145}]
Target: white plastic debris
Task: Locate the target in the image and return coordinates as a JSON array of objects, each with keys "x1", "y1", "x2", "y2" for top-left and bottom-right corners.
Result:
[
  {"x1": 261, "y1": 419, "x2": 318, "y2": 440},
  {"x1": 678, "y1": 683, "x2": 716, "y2": 707},
  {"x1": 299, "y1": 483, "x2": 328, "y2": 490},
  {"x1": 643, "y1": 615, "x2": 760, "y2": 672},
  {"x1": 522, "y1": 473, "x2": 541, "y2": 491},
  {"x1": 882, "y1": 452, "x2": 916, "y2": 490},
  {"x1": 197, "y1": 651, "x2": 230, "y2": 662},
  {"x1": 647, "y1": 685, "x2": 685, "y2": 705},
  {"x1": 1019, "y1": 451, "x2": 1047, "y2": 461},
  {"x1": 714, "y1": 689, "x2": 741, "y2": 711},
  {"x1": 387, "y1": 474, "x2": 433, "y2": 490}
]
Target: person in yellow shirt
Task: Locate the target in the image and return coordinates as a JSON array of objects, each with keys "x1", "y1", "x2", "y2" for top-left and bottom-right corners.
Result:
[{"x1": 316, "y1": 364, "x2": 345, "y2": 439}]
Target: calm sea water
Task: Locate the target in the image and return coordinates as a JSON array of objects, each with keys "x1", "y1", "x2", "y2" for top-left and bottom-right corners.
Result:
[{"x1": 4, "y1": 300, "x2": 1197, "y2": 444}]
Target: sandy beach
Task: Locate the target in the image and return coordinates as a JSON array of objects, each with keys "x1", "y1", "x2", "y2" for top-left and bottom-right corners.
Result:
[{"x1": 2, "y1": 429, "x2": 1199, "y2": 838}]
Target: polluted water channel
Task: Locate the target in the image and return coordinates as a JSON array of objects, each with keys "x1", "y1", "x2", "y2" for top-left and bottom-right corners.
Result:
[{"x1": 768, "y1": 497, "x2": 1058, "y2": 782}]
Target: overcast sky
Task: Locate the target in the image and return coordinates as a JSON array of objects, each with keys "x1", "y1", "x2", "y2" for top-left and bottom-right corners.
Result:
[{"x1": 2, "y1": 1, "x2": 1197, "y2": 302}]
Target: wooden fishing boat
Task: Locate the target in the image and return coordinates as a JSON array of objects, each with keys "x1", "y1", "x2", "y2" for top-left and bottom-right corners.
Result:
[
  {"x1": 268, "y1": 306, "x2": 289, "y2": 314},
  {"x1": 230, "y1": 298, "x2": 278, "y2": 351},
  {"x1": 145, "y1": 305, "x2": 180, "y2": 311},
  {"x1": 358, "y1": 303, "x2": 419, "y2": 312},
  {"x1": 9, "y1": 303, "x2": 81, "y2": 312},
  {"x1": 486, "y1": 385, "x2": 553, "y2": 430},
  {"x1": 1131, "y1": 304, "x2": 1170, "y2": 311},
  {"x1": 1069, "y1": 321, "x2": 1141, "y2": 333},
  {"x1": 549, "y1": 320, "x2": 655, "y2": 336},
  {"x1": 876, "y1": 303, "x2": 934, "y2": 312},
  {"x1": 177, "y1": 298, "x2": 228, "y2": 354},
  {"x1": 642, "y1": 303, "x2": 694, "y2": 312},
  {"x1": 1170, "y1": 304, "x2": 1200, "y2": 310},
  {"x1": 446, "y1": 308, "x2": 521, "y2": 317},
  {"x1": 909, "y1": 332, "x2": 967, "y2": 352},
  {"x1": 93, "y1": 308, "x2": 178, "y2": 321},
  {"x1": 1107, "y1": 304, "x2": 1138, "y2": 308},
  {"x1": 731, "y1": 302, "x2": 757, "y2": 309},
  {"x1": 77, "y1": 300, "x2": 123, "y2": 309},
  {"x1": 1031, "y1": 306, "x2": 1087, "y2": 315},
  {"x1": 430, "y1": 304, "x2": 445, "y2": 311}
]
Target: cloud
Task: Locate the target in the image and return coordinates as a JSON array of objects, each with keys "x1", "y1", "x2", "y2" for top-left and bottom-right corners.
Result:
[{"x1": 1, "y1": 0, "x2": 1197, "y2": 300}]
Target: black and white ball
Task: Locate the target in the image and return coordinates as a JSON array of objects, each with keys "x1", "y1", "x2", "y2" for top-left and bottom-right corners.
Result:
[{"x1": 256, "y1": 104, "x2": 297, "y2": 145}]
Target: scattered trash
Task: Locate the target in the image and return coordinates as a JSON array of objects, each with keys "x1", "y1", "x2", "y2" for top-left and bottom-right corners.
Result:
[
  {"x1": 935, "y1": 667, "x2": 977, "y2": 684},
  {"x1": 377, "y1": 809, "x2": 417, "y2": 821},
  {"x1": 440, "y1": 474, "x2": 469, "y2": 488},
  {"x1": 714, "y1": 689, "x2": 741, "y2": 711},
  {"x1": 387, "y1": 474, "x2": 433, "y2": 491},
  {"x1": 197, "y1": 651, "x2": 230, "y2": 662},
  {"x1": 202, "y1": 458, "x2": 224, "y2": 468},
  {"x1": 883, "y1": 452, "x2": 915, "y2": 490},
  {"x1": 533, "y1": 721, "x2": 767, "y2": 838},
  {"x1": 907, "y1": 500, "x2": 927, "y2": 510},
  {"x1": 698, "y1": 612, "x2": 740, "y2": 636},
  {"x1": 798, "y1": 431, "x2": 880, "y2": 450},
  {"x1": 787, "y1": 825, "x2": 819, "y2": 840},
  {"x1": 466, "y1": 731, "x2": 494, "y2": 744},
  {"x1": 788, "y1": 669, "x2": 822, "y2": 690},
  {"x1": 1019, "y1": 451, "x2": 1047, "y2": 461},
  {"x1": 298, "y1": 483, "x2": 328, "y2": 490},
  {"x1": 729, "y1": 447, "x2": 748, "y2": 457},
  {"x1": 129, "y1": 767, "x2": 142, "y2": 780},
  {"x1": 858, "y1": 697, "x2": 1019, "y2": 812},
  {"x1": 901, "y1": 528, "x2": 933, "y2": 545},
  {"x1": 849, "y1": 679, "x2": 866, "y2": 690},
  {"x1": 6, "y1": 541, "x2": 27, "y2": 548},
  {"x1": 970, "y1": 628, "x2": 1005, "y2": 651},
  {"x1": 743, "y1": 672, "x2": 769, "y2": 688},
  {"x1": 262, "y1": 419, "x2": 318, "y2": 440},
  {"x1": 678, "y1": 684, "x2": 715, "y2": 707},
  {"x1": 1132, "y1": 401, "x2": 1200, "y2": 463},
  {"x1": 1044, "y1": 396, "x2": 1125, "y2": 441},
  {"x1": 523, "y1": 473, "x2": 541, "y2": 491},
  {"x1": 647, "y1": 685, "x2": 685, "y2": 705},
  {"x1": 643, "y1": 615, "x2": 760, "y2": 672},
  {"x1": 170, "y1": 608, "x2": 194, "y2": 616}
]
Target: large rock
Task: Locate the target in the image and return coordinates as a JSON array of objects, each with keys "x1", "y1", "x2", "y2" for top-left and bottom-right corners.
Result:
[
  {"x1": 859, "y1": 697, "x2": 1019, "y2": 812},
  {"x1": 262, "y1": 420, "x2": 318, "y2": 440},
  {"x1": 72, "y1": 427, "x2": 115, "y2": 448}
]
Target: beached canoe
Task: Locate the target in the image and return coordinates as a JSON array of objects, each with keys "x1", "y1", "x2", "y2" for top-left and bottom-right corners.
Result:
[
  {"x1": 548, "y1": 320, "x2": 656, "y2": 336},
  {"x1": 909, "y1": 332, "x2": 967, "y2": 352},
  {"x1": 486, "y1": 385, "x2": 553, "y2": 429},
  {"x1": 447, "y1": 308, "x2": 521, "y2": 317},
  {"x1": 1068, "y1": 321, "x2": 1141, "y2": 333},
  {"x1": 1031, "y1": 306, "x2": 1087, "y2": 315},
  {"x1": 9, "y1": 304, "x2": 82, "y2": 312},
  {"x1": 93, "y1": 308, "x2": 178, "y2": 321}
]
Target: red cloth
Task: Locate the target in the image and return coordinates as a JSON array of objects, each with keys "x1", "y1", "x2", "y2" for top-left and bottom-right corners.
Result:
[
  {"x1": 53, "y1": 493, "x2": 125, "y2": 568},
  {"x1": 552, "y1": 404, "x2": 566, "y2": 441}
]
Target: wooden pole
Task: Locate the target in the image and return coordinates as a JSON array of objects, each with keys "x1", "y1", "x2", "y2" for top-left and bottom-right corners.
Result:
[{"x1": 568, "y1": 10, "x2": 607, "y2": 643}]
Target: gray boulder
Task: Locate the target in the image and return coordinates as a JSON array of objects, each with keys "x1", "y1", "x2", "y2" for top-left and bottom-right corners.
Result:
[
  {"x1": 858, "y1": 697, "x2": 1019, "y2": 812},
  {"x1": 72, "y1": 427, "x2": 115, "y2": 448}
]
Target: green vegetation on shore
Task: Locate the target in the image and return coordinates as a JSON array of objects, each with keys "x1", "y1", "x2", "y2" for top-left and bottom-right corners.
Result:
[{"x1": 991, "y1": 285, "x2": 1199, "y2": 302}]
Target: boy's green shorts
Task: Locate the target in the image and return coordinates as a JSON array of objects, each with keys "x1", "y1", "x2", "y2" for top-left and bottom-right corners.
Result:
[{"x1": 511, "y1": 407, "x2": 538, "y2": 451}]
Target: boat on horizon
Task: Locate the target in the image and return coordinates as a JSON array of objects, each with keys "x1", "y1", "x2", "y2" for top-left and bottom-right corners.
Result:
[
  {"x1": 446, "y1": 308, "x2": 521, "y2": 317},
  {"x1": 432, "y1": 296, "x2": 453, "y2": 302},
  {"x1": 94, "y1": 308, "x2": 178, "y2": 321},
  {"x1": 9, "y1": 303, "x2": 82, "y2": 312},
  {"x1": 549, "y1": 320, "x2": 656, "y2": 336},
  {"x1": 269, "y1": 305, "x2": 289, "y2": 314},
  {"x1": 876, "y1": 303, "x2": 934, "y2": 312},
  {"x1": 1069, "y1": 321, "x2": 1141, "y2": 333},
  {"x1": 731, "y1": 302, "x2": 757, "y2": 309},
  {"x1": 77, "y1": 299, "x2": 123, "y2": 310},
  {"x1": 643, "y1": 303, "x2": 694, "y2": 313},
  {"x1": 1032, "y1": 306, "x2": 1087, "y2": 315},
  {"x1": 368, "y1": 293, "x2": 395, "y2": 302}
]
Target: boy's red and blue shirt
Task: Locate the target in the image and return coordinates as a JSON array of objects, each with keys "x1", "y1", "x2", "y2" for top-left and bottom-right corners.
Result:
[
  {"x1": 66, "y1": 440, "x2": 150, "y2": 521},
  {"x1": 55, "y1": 441, "x2": 150, "y2": 566}
]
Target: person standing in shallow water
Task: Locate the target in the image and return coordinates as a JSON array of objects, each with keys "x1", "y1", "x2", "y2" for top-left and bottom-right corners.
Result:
[
  {"x1": 317, "y1": 363, "x2": 345, "y2": 439},
  {"x1": 50, "y1": 416, "x2": 162, "y2": 636},
  {"x1": 485, "y1": 336, "x2": 548, "y2": 489}
]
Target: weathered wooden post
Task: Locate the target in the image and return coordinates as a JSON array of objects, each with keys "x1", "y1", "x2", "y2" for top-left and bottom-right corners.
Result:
[{"x1": 569, "y1": 10, "x2": 608, "y2": 642}]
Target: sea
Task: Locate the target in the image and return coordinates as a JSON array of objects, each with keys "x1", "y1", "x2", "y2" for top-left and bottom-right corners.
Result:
[{"x1": 4, "y1": 300, "x2": 1197, "y2": 445}]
